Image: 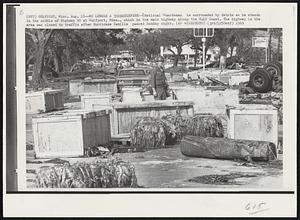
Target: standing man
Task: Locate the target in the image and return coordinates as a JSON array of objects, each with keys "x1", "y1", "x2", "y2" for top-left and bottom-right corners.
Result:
[{"x1": 150, "y1": 56, "x2": 168, "y2": 100}]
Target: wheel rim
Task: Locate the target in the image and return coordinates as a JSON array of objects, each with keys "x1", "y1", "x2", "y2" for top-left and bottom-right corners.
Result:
[
  {"x1": 253, "y1": 75, "x2": 265, "y2": 87},
  {"x1": 266, "y1": 66, "x2": 278, "y2": 76}
]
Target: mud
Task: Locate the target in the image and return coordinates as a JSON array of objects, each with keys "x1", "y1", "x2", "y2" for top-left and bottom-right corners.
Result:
[{"x1": 188, "y1": 172, "x2": 263, "y2": 185}]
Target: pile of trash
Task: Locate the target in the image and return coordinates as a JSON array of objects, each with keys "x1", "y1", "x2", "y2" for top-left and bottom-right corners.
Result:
[
  {"x1": 35, "y1": 158, "x2": 137, "y2": 188},
  {"x1": 181, "y1": 136, "x2": 277, "y2": 162},
  {"x1": 130, "y1": 117, "x2": 177, "y2": 150},
  {"x1": 162, "y1": 114, "x2": 224, "y2": 138},
  {"x1": 130, "y1": 114, "x2": 224, "y2": 149}
]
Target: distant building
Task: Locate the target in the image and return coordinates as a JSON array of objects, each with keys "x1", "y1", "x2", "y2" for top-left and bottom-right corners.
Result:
[
  {"x1": 110, "y1": 50, "x2": 136, "y2": 63},
  {"x1": 162, "y1": 44, "x2": 221, "y2": 66}
]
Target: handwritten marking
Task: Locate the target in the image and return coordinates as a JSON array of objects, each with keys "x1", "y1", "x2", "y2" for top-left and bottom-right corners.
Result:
[{"x1": 245, "y1": 202, "x2": 269, "y2": 215}]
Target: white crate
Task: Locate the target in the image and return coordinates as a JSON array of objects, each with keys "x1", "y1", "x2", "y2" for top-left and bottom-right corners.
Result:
[
  {"x1": 122, "y1": 88, "x2": 142, "y2": 103},
  {"x1": 81, "y1": 93, "x2": 111, "y2": 109},
  {"x1": 26, "y1": 89, "x2": 64, "y2": 114},
  {"x1": 83, "y1": 78, "x2": 117, "y2": 94},
  {"x1": 32, "y1": 109, "x2": 111, "y2": 158},
  {"x1": 69, "y1": 79, "x2": 84, "y2": 96},
  {"x1": 228, "y1": 104, "x2": 278, "y2": 147}
]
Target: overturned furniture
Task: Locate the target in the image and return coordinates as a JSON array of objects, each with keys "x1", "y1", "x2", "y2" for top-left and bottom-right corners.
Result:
[
  {"x1": 32, "y1": 109, "x2": 111, "y2": 158},
  {"x1": 26, "y1": 89, "x2": 64, "y2": 114},
  {"x1": 181, "y1": 135, "x2": 277, "y2": 162},
  {"x1": 110, "y1": 100, "x2": 194, "y2": 141}
]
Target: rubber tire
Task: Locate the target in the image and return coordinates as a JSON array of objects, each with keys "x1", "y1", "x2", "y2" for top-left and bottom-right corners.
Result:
[
  {"x1": 264, "y1": 62, "x2": 282, "y2": 77},
  {"x1": 249, "y1": 68, "x2": 273, "y2": 93},
  {"x1": 274, "y1": 61, "x2": 282, "y2": 73}
]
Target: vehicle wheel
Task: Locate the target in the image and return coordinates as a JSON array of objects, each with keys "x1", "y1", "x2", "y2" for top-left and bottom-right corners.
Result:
[
  {"x1": 264, "y1": 62, "x2": 282, "y2": 77},
  {"x1": 249, "y1": 68, "x2": 273, "y2": 93}
]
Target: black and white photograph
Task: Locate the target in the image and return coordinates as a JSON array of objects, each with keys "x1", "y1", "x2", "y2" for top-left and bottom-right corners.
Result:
[
  {"x1": 3, "y1": 2, "x2": 297, "y2": 218},
  {"x1": 24, "y1": 27, "x2": 283, "y2": 189}
]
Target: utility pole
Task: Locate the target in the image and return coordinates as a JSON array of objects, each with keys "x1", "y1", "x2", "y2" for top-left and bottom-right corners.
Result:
[{"x1": 202, "y1": 37, "x2": 206, "y2": 72}]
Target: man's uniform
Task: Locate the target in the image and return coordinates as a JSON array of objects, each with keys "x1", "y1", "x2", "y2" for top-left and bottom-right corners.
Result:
[{"x1": 150, "y1": 66, "x2": 168, "y2": 100}]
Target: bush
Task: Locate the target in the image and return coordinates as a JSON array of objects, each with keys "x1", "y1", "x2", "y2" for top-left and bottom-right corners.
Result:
[{"x1": 165, "y1": 66, "x2": 189, "y2": 73}]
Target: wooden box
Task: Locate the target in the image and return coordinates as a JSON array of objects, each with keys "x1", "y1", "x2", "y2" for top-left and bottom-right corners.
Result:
[
  {"x1": 122, "y1": 88, "x2": 142, "y2": 103},
  {"x1": 69, "y1": 79, "x2": 84, "y2": 96},
  {"x1": 81, "y1": 93, "x2": 112, "y2": 109},
  {"x1": 227, "y1": 104, "x2": 278, "y2": 147},
  {"x1": 83, "y1": 78, "x2": 117, "y2": 94},
  {"x1": 26, "y1": 89, "x2": 64, "y2": 114},
  {"x1": 32, "y1": 109, "x2": 111, "y2": 158},
  {"x1": 110, "y1": 100, "x2": 194, "y2": 139}
]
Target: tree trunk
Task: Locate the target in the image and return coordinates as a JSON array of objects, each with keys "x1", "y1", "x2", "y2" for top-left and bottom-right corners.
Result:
[
  {"x1": 174, "y1": 55, "x2": 179, "y2": 67},
  {"x1": 219, "y1": 46, "x2": 228, "y2": 71},
  {"x1": 32, "y1": 46, "x2": 45, "y2": 88},
  {"x1": 194, "y1": 48, "x2": 198, "y2": 68},
  {"x1": 28, "y1": 29, "x2": 54, "y2": 89},
  {"x1": 53, "y1": 50, "x2": 63, "y2": 73},
  {"x1": 173, "y1": 46, "x2": 182, "y2": 67},
  {"x1": 230, "y1": 46, "x2": 234, "y2": 57}
]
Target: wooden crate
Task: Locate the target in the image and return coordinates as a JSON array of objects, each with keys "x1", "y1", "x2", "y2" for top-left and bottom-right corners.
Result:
[
  {"x1": 83, "y1": 78, "x2": 117, "y2": 94},
  {"x1": 32, "y1": 109, "x2": 111, "y2": 158},
  {"x1": 110, "y1": 100, "x2": 194, "y2": 139},
  {"x1": 69, "y1": 79, "x2": 84, "y2": 96},
  {"x1": 26, "y1": 89, "x2": 64, "y2": 114},
  {"x1": 227, "y1": 104, "x2": 278, "y2": 147},
  {"x1": 81, "y1": 93, "x2": 112, "y2": 109},
  {"x1": 122, "y1": 88, "x2": 143, "y2": 103},
  {"x1": 173, "y1": 86, "x2": 239, "y2": 114}
]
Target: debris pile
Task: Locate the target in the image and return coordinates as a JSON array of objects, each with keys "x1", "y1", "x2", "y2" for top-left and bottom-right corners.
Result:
[
  {"x1": 35, "y1": 158, "x2": 137, "y2": 188},
  {"x1": 188, "y1": 172, "x2": 262, "y2": 185},
  {"x1": 84, "y1": 146, "x2": 112, "y2": 158},
  {"x1": 181, "y1": 135, "x2": 277, "y2": 162},
  {"x1": 161, "y1": 114, "x2": 224, "y2": 138},
  {"x1": 130, "y1": 117, "x2": 177, "y2": 150},
  {"x1": 161, "y1": 114, "x2": 193, "y2": 139}
]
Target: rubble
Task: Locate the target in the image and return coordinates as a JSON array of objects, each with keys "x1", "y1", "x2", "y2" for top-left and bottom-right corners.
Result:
[
  {"x1": 181, "y1": 135, "x2": 277, "y2": 162},
  {"x1": 162, "y1": 114, "x2": 224, "y2": 138},
  {"x1": 35, "y1": 158, "x2": 138, "y2": 188},
  {"x1": 130, "y1": 117, "x2": 177, "y2": 150}
]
